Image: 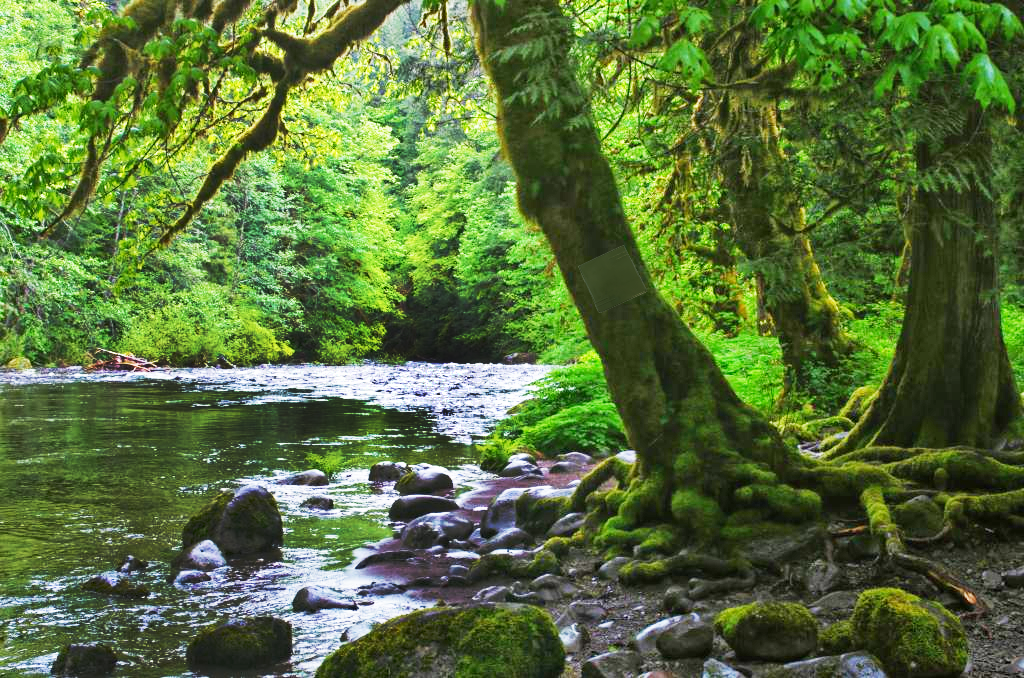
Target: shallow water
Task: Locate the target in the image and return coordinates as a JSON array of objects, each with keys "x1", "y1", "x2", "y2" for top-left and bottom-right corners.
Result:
[{"x1": 0, "y1": 362, "x2": 550, "y2": 676}]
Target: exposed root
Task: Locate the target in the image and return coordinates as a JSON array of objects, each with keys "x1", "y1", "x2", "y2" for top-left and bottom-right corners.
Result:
[
  {"x1": 860, "y1": 486, "x2": 985, "y2": 614},
  {"x1": 569, "y1": 456, "x2": 633, "y2": 513},
  {"x1": 619, "y1": 550, "x2": 753, "y2": 589}
]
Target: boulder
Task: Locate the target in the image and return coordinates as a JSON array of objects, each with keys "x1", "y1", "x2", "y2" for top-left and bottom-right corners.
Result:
[
  {"x1": 315, "y1": 603, "x2": 563, "y2": 678},
  {"x1": 395, "y1": 466, "x2": 454, "y2": 496},
  {"x1": 499, "y1": 460, "x2": 543, "y2": 478},
  {"x1": 292, "y1": 586, "x2": 358, "y2": 612},
  {"x1": 850, "y1": 588, "x2": 968, "y2": 678},
  {"x1": 804, "y1": 559, "x2": 848, "y2": 597},
  {"x1": 355, "y1": 549, "x2": 416, "y2": 569},
  {"x1": 891, "y1": 495, "x2": 944, "y2": 539},
  {"x1": 174, "y1": 570, "x2": 212, "y2": 585},
  {"x1": 820, "y1": 620, "x2": 855, "y2": 655},
  {"x1": 662, "y1": 586, "x2": 693, "y2": 615},
  {"x1": 481, "y1": 487, "x2": 527, "y2": 538},
  {"x1": 181, "y1": 484, "x2": 283, "y2": 556},
  {"x1": 477, "y1": 527, "x2": 533, "y2": 554},
  {"x1": 655, "y1": 617, "x2": 713, "y2": 659},
  {"x1": 175, "y1": 539, "x2": 227, "y2": 571},
  {"x1": 557, "y1": 452, "x2": 593, "y2": 465},
  {"x1": 277, "y1": 469, "x2": 329, "y2": 486},
  {"x1": 369, "y1": 461, "x2": 410, "y2": 482},
  {"x1": 547, "y1": 512, "x2": 585, "y2": 538},
  {"x1": 51, "y1": 643, "x2": 117, "y2": 676},
  {"x1": 515, "y1": 486, "x2": 573, "y2": 535},
  {"x1": 301, "y1": 495, "x2": 335, "y2": 510},
  {"x1": 765, "y1": 651, "x2": 887, "y2": 678},
  {"x1": 581, "y1": 650, "x2": 643, "y2": 678},
  {"x1": 81, "y1": 573, "x2": 149, "y2": 599},
  {"x1": 549, "y1": 461, "x2": 582, "y2": 474},
  {"x1": 401, "y1": 512, "x2": 475, "y2": 549},
  {"x1": 388, "y1": 495, "x2": 460, "y2": 522},
  {"x1": 186, "y1": 616, "x2": 292, "y2": 669},
  {"x1": 5, "y1": 357, "x2": 31, "y2": 370},
  {"x1": 633, "y1": 614, "x2": 694, "y2": 655},
  {"x1": 502, "y1": 352, "x2": 538, "y2": 364},
  {"x1": 714, "y1": 601, "x2": 817, "y2": 662}
]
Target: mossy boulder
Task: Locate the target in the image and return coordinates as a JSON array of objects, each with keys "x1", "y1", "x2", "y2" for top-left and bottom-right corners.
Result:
[
  {"x1": 186, "y1": 616, "x2": 292, "y2": 669},
  {"x1": 468, "y1": 549, "x2": 561, "y2": 582},
  {"x1": 315, "y1": 603, "x2": 564, "y2": 678},
  {"x1": 515, "y1": 486, "x2": 573, "y2": 535},
  {"x1": 714, "y1": 601, "x2": 817, "y2": 662},
  {"x1": 820, "y1": 619, "x2": 855, "y2": 655},
  {"x1": 51, "y1": 643, "x2": 117, "y2": 676},
  {"x1": 395, "y1": 466, "x2": 454, "y2": 495},
  {"x1": 5, "y1": 356, "x2": 31, "y2": 370},
  {"x1": 181, "y1": 484, "x2": 283, "y2": 556},
  {"x1": 850, "y1": 588, "x2": 968, "y2": 678},
  {"x1": 891, "y1": 495, "x2": 944, "y2": 538}
]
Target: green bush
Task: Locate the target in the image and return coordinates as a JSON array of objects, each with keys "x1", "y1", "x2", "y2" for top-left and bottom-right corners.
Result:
[{"x1": 519, "y1": 401, "x2": 628, "y2": 455}]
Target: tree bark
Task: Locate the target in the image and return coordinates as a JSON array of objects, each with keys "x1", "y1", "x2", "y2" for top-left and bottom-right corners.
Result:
[
  {"x1": 832, "y1": 99, "x2": 1020, "y2": 453},
  {"x1": 471, "y1": 0, "x2": 801, "y2": 540}
]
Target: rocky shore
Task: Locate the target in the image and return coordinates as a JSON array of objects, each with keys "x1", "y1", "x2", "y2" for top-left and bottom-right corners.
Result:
[{"x1": 59, "y1": 449, "x2": 1024, "y2": 677}]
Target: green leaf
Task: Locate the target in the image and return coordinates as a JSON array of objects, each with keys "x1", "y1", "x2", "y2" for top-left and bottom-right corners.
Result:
[
  {"x1": 963, "y1": 53, "x2": 1015, "y2": 111},
  {"x1": 630, "y1": 16, "x2": 660, "y2": 48}
]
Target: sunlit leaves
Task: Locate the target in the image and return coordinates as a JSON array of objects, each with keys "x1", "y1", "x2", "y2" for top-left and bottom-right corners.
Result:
[
  {"x1": 658, "y1": 38, "x2": 709, "y2": 88},
  {"x1": 963, "y1": 53, "x2": 1015, "y2": 111}
]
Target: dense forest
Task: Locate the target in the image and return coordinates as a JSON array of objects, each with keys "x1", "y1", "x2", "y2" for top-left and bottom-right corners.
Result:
[{"x1": 3, "y1": 0, "x2": 1024, "y2": 674}]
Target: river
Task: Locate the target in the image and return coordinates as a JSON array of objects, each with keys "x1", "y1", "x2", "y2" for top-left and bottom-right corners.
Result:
[{"x1": 0, "y1": 362, "x2": 551, "y2": 676}]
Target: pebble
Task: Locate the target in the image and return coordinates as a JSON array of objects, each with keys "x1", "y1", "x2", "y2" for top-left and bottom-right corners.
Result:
[
  {"x1": 982, "y1": 569, "x2": 1004, "y2": 590},
  {"x1": 569, "y1": 600, "x2": 608, "y2": 623},
  {"x1": 581, "y1": 650, "x2": 642, "y2": 678}
]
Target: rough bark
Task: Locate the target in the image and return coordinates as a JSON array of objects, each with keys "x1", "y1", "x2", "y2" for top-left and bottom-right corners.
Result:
[
  {"x1": 832, "y1": 99, "x2": 1020, "y2": 453},
  {"x1": 471, "y1": 0, "x2": 805, "y2": 544}
]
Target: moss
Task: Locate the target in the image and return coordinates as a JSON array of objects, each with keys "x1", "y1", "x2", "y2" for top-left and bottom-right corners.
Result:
[
  {"x1": 181, "y1": 489, "x2": 233, "y2": 547},
  {"x1": 839, "y1": 385, "x2": 878, "y2": 421},
  {"x1": 719, "y1": 514, "x2": 802, "y2": 547},
  {"x1": 714, "y1": 601, "x2": 818, "y2": 661},
  {"x1": 187, "y1": 616, "x2": 291, "y2": 668},
  {"x1": 802, "y1": 415, "x2": 855, "y2": 439},
  {"x1": 569, "y1": 456, "x2": 632, "y2": 512},
  {"x1": 884, "y1": 449, "x2": 1024, "y2": 491},
  {"x1": 801, "y1": 461, "x2": 900, "y2": 501},
  {"x1": 618, "y1": 473, "x2": 668, "y2": 524},
  {"x1": 943, "y1": 487, "x2": 1024, "y2": 528},
  {"x1": 634, "y1": 524, "x2": 678, "y2": 556},
  {"x1": 850, "y1": 588, "x2": 968, "y2": 678},
  {"x1": 618, "y1": 558, "x2": 668, "y2": 584},
  {"x1": 542, "y1": 536, "x2": 571, "y2": 556},
  {"x1": 515, "y1": 492, "x2": 571, "y2": 535},
  {"x1": 820, "y1": 620, "x2": 854, "y2": 655},
  {"x1": 315, "y1": 604, "x2": 563, "y2": 678},
  {"x1": 891, "y1": 495, "x2": 944, "y2": 538},
  {"x1": 604, "y1": 489, "x2": 627, "y2": 514},
  {"x1": 732, "y1": 483, "x2": 822, "y2": 523},
  {"x1": 468, "y1": 550, "x2": 561, "y2": 582},
  {"x1": 670, "y1": 489, "x2": 724, "y2": 544}
]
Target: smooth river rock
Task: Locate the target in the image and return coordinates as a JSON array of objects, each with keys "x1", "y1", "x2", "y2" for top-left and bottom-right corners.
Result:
[
  {"x1": 300, "y1": 495, "x2": 334, "y2": 510},
  {"x1": 769, "y1": 651, "x2": 887, "y2": 677},
  {"x1": 51, "y1": 643, "x2": 118, "y2": 676},
  {"x1": 292, "y1": 586, "x2": 358, "y2": 612},
  {"x1": 276, "y1": 469, "x2": 328, "y2": 486},
  {"x1": 186, "y1": 616, "x2": 292, "y2": 669},
  {"x1": 181, "y1": 484, "x2": 283, "y2": 556},
  {"x1": 388, "y1": 495, "x2": 459, "y2": 522},
  {"x1": 655, "y1": 617, "x2": 713, "y2": 659},
  {"x1": 480, "y1": 487, "x2": 527, "y2": 538},
  {"x1": 175, "y1": 539, "x2": 227, "y2": 571},
  {"x1": 174, "y1": 570, "x2": 212, "y2": 586},
  {"x1": 368, "y1": 461, "x2": 410, "y2": 482},
  {"x1": 401, "y1": 512, "x2": 475, "y2": 549},
  {"x1": 81, "y1": 573, "x2": 149, "y2": 599},
  {"x1": 499, "y1": 459, "x2": 543, "y2": 478},
  {"x1": 395, "y1": 465, "x2": 454, "y2": 495}
]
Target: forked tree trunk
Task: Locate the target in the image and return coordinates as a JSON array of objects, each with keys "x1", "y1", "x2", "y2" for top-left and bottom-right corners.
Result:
[
  {"x1": 833, "y1": 100, "x2": 1020, "y2": 453},
  {"x1": 471, "y1": 0, "x2": 796, "y2": 535}
]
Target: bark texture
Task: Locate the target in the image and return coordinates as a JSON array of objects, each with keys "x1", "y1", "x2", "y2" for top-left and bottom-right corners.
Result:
[
  {"x1": 471, "y1": 0, "x2": 804, "y2": 543},
  {"x1": 832, "y1": 100, "x2": 1020, "y2": 453}
]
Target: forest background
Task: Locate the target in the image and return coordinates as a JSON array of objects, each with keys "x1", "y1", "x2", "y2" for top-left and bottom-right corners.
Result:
[{"x1": 2, "y1": 0, "x2": 1023, "y2": 420}]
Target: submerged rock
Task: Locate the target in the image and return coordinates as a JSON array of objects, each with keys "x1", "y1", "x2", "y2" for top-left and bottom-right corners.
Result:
[
  {"x1": 395, "y1": 466, "x2": 454, "y2": 495},
  {"x1": 51, "y1": 643, "x2": 117, "y2": 676},
  {"x1": 115, "y1": 555, "x2": 148, "y2": 574},
  {"x1": 186, "y1": 616, "x2": 292, "y2": 669},
  {"x1": 175, "y1": 539, "x2": 226, "y2": 571},
  {"x1": 301, "y1": 495, "x2": 335, "y2": 510},
  {"x1": 388, "y1": 495, "x2": 459, "y2": 522},
  {"x1": 714, "y1": 601, "x2": 817, "y2": 662},
  {"x1": 850, "y1": 588, "x2": 967, "y2": 678},
  {"x1": 292, "y1": 586, "x2": 358, "y2": 612},
  {"x1": 277, "y1": 469, "x2": 329, "y2": 486},
  {"x1": 81, "y1": 573, "x2": 149, "y2": 599},
  {"x1": 315, "y1": 603, "x2": 563, "y2": 678},
  {"x1": 181, "y1": 484, "x2": 283, "y2": 556},
  {"x1": 174, "y1": 570, "x2": 212, "y2": 586},
  {"x1": 369, "y1": 461, "x2": 410, "y2": 482}
]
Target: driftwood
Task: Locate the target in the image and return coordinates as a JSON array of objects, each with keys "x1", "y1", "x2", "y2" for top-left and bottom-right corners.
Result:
[{"x1": 85, "y1": 348, "x2": 158, "y2": 372}]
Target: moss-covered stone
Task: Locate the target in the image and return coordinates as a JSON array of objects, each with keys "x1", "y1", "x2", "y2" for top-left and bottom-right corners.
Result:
[
  {"x1": 186, "y1": 616, "x2": 292, "y2": 669},
  {"x1": 891, "y1": 495, "x2": 944, "y2": 538},
  {"x1": 468, "y1": 549, "x2": 561, "y2": 582},
  {"x1": 51, "y1": 642, "x2": 117, "y2": 676},
  {"x1": 714, "y1": 601, "x2": 817, "y2": 661},
  {"x1": 820, "y1": 620, "x2": 855, "y2": 655},
  {"x1": 850, "y1": 588, "x2": 968, "y2": 678},
  {"x1": 515, "y1": 487, "x2": 572, "y2": 535},
  {"x1": 315, "y1": 603, "x2": 564, "y2": 678},
  {"x1": 181, "y1": 484, "x2": 283, "y2": 555},
  {"x1": 803, "y1": 415, "x2": 855, "y2": 439}
]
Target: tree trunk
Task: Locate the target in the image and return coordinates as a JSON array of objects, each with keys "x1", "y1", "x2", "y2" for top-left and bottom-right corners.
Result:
[
  {"x1": 832, "y1": 99, "x2": 1020, "y2": 453},
  {"x1": 714, "y1": 96, "x2": 851, "y2": 403},
  {"x1": 471, "y1": 0, "x2": 804, "y2": 543}
]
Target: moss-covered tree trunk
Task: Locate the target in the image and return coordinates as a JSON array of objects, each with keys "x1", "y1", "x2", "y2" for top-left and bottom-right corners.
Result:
[
  {"x1": 471, "y1": 0, "x2": 810, "y2": 547},
  {"x1": 714, "y1": 93, "x2": 852, "y2": 404},
  {"x1": 832, "y1": 99, "x2": 1020, "y2": 453}
]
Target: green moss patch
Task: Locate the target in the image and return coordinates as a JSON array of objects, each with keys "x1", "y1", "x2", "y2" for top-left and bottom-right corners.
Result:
[{"x1": 714, "y1": 601, "x2": 817, "y2": 662}]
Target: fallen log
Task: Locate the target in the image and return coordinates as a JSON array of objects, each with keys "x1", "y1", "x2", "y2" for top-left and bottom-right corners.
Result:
[{"x1": 84, "y1": 348, "x2": 158, "y2": 372}]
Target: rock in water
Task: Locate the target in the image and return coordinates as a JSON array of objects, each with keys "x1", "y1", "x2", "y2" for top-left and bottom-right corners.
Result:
[
  {"x1": 314, "y1": 603, "x2": 563, "y2": 678},
  {"x1": 369, "y1": 461, "x2": 410, "y2": 482},
  {"x1": 301, "y1": 495, "x2": 334, "y2": 510},
  {"x1": 181, "y1": 484, "x2": 283, "y2": 556},
  {"x1": 502, "y1": 352, "x2": 538, "y2": 364},
  {"x1": 401, "y1": 512, "x2": 475, "y2": 549},
  {"x1": 115, "y1": 555, "x2": 148, "y2": 574},
  {"x1": 850, "y1": 588, "x2": 968, "y2": 678},
  {"x1": 277, "y1": 469, "x2": 329, "y2": 486},
  {"x1": 388, "y1": 495, "x2": 460, "y2": 522},
  {"x1": 292, "y1": 586, "x2": 358, "y2": 612},
  {"x1": 174, "y1": 570, "x2": 211, "y2": 585},
  {"x1": 175, "y1": 539, "x2": 227, "y2": 571},
  {"x1": 186, "y1": 616, "x2": 292, "y2": 669},
  {"x1": 51, "y1": 643, "x2": 117, "y2": 676},
  {"x1": 81, "y1": 573, "x2": 150, "y2": 599},
  {"x1": 714, "y1": 601, "x2": 817, "y2": 662},
  {"x1": 395, "y1": 466, "x2": 454, "y2": 495}
]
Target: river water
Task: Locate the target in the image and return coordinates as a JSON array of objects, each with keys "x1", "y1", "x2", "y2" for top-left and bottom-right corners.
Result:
[{"x1": 0, "y1": 362, "x2": 550, "y2": 676}]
